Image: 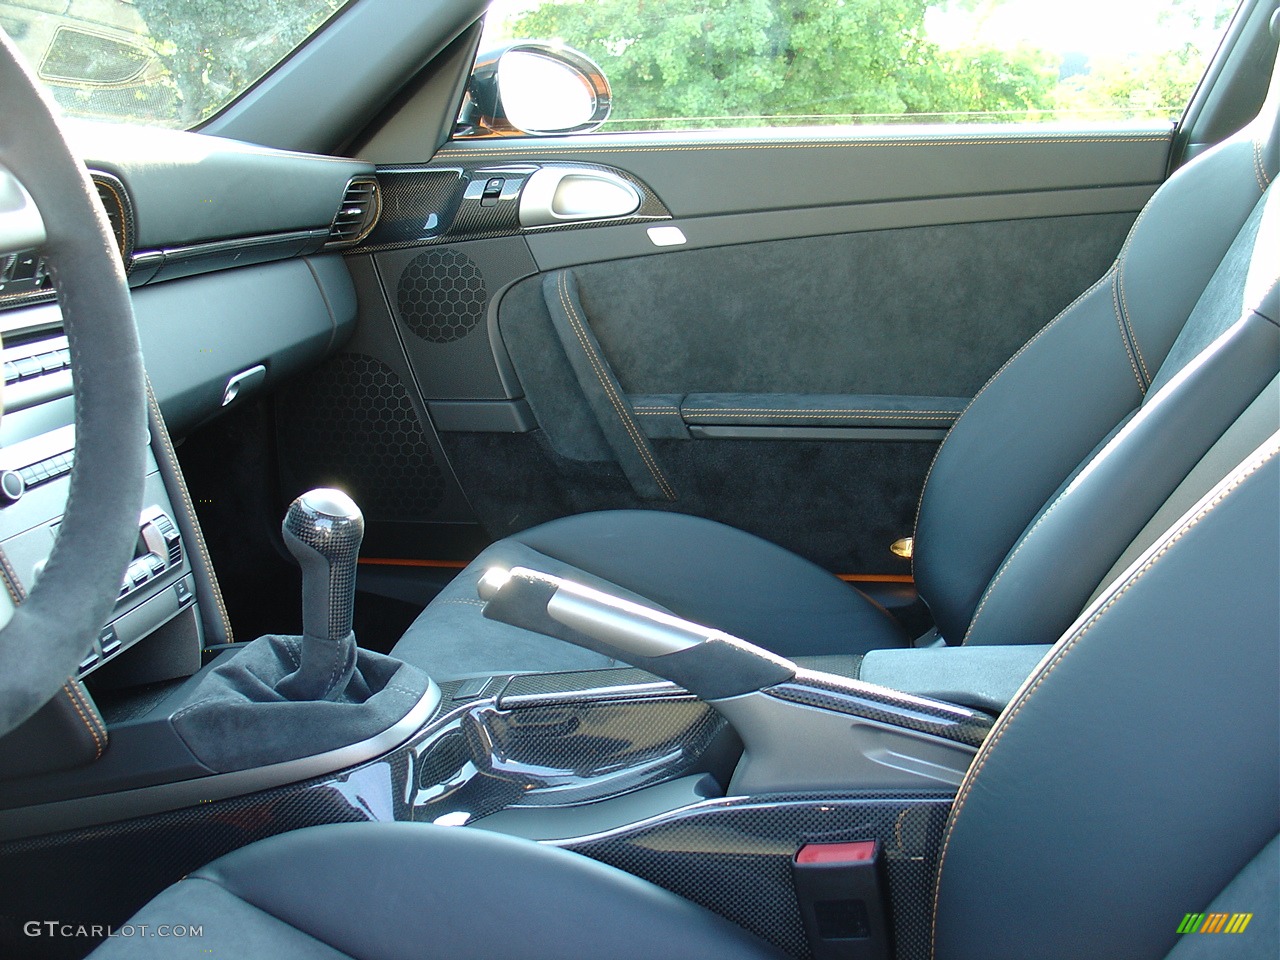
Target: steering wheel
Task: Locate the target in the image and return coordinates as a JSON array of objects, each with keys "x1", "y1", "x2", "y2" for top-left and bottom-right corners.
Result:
[{"x1": 0, "y1": 33, "x2": 149, "y2": 738}]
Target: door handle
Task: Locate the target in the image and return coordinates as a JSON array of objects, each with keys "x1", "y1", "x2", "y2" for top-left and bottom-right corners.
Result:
[{"x1": 519, "y1": 167, "x2": 641, "y2": 227}]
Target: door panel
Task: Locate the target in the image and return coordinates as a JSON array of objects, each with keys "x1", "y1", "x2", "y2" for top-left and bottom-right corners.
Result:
[
  {"x1": 433, "y1": 128, "x2": 1171, "y2": 220},
  {"x1": 275, "y1": 130, "x2": 1160, "y2": 580},
  {"x1": 552, "y1": 215, "x2": 1135, "y2": 398},
  {"x1": 450, "y1": 210, "x2": 1133, "y2": 572}
]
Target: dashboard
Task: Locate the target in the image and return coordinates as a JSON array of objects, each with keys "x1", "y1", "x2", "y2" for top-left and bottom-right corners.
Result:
[{"x1": 0, "y1": 121, "x2": 377, "y2": 690}]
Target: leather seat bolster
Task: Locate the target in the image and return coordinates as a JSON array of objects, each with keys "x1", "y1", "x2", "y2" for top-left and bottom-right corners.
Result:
[
  {"x1": 933, "y1": 438, "x2": 1280, "y2": 960},
  {"x1": 915, "y1": 275, "x2": 1145, "y2": 641},
  {"x1": 1120, "y1": 138, "x2": 1274, "y2": 377},
  {"x1": 171, "y1": 823, "x2": 783, "y2": 960},
  {"x1": 964, "y1": 310, "x2": 1280, "y2": 646},
  {"x1": 918, "y1": 121, "x2": 1277, "y2": 644}
]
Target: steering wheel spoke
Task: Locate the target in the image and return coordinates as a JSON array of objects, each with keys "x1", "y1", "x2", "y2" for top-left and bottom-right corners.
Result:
[{"x1": 0, "y1": 164, "x2": 45, "y2": 256}]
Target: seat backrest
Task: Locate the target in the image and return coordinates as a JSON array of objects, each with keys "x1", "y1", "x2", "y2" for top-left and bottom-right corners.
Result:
[
  {"x1": 914, "y1": 48, "x2": 1280, "y2": 646},
  {"x1": 931, "y1": 416, "x2": 1280, "y2": 959}
]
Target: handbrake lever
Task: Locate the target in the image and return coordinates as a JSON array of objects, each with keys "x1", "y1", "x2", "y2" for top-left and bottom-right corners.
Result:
[
  {"x1": 479, "y1": 566, "x2": 985, "y2": 793},
  {"x1": 478, "y1": 566, "x2": 796, "y2": 699}
]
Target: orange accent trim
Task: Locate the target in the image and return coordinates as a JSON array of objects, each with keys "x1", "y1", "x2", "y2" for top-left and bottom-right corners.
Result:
[
  {"x1": 358, "y1": 558, "x2": 470, "y2": 569},
  {"x1": 357, "y1": 558, "x2": 914, "y2": 584},
  {"x1": 838, "y1": 574, "x2": 915, "y2": 584}
]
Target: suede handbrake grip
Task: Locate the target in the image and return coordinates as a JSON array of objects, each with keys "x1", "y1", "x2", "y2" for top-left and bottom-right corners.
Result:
[{"x1": 478, "y1": 566, "x2": 796, "y2": 700}]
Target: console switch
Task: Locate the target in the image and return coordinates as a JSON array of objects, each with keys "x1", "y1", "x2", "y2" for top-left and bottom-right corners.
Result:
[{"x1": 99, "y1": 626, "x2": 121, "y2": 657}]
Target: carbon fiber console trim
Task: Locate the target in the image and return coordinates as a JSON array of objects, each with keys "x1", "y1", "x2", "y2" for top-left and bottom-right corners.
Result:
[
  {"x1": 0, "y1": 676, "x2": 961, "y2": 959},
  {"x1": 500, "y1": 665, "x2": 666, "y2": 699},
  {"x1": 768, "y1": 670, "x2": 994, "y2": 748},
  {"x1": 559, "y1": 793, "x2": 954, "y2": 960}
]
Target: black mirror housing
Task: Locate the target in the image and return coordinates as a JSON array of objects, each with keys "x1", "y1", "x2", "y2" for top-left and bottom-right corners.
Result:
[{"x1": 458, "y1": 41, "x2": 611, "y2": 138}]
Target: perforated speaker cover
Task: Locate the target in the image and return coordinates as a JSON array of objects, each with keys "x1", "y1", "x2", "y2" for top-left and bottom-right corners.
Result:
[
  {"x1": 396, "y1": 249, "x2": 487, "y2": 343},
  {"x1": 276, "y1": 352, "x2": 445, "y2": 521}
]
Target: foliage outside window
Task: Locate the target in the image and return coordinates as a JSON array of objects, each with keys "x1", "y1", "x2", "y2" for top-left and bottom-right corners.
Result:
[
  {"x1": 0, "y1": 0, "x2": 347, "y2": 128},
  {"x1": 477, "y1": 0, "x2": 1239, "y2": 132}
]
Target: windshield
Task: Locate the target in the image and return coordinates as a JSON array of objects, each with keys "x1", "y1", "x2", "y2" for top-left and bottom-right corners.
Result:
[{"x1": 0, "y1": 0, "x2": 348, "y2": 129}]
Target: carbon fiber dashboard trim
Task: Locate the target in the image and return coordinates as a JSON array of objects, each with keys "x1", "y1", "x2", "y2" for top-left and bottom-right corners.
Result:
[
  {"x1": 0, "y1": 170, "x2": 136, "y2": 311},
  {"x1": 359, "y1": 161, "x2": 670, "y2": 254}
]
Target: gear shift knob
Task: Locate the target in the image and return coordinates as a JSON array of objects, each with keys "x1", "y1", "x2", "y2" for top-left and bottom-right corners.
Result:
[{"x1": 282, "y1": 488, "x2": 364, "y2": 643}]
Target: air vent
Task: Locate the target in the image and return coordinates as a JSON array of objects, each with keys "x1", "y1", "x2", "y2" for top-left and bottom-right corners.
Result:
[
  {"x1": 90, "y1": 172, "x2": 132, "y2": 259},
  {"x1": 327, "y1": 177, "x2": 380, "y2": 247}
]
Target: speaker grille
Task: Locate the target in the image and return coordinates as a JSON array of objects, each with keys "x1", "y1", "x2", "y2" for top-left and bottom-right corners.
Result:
[
  {"x1": 396, "y1": 249, "x2": 487, "y2": 343},
  {"x1": 277, "y1": 353, "x2": 446, "y2": 520}
]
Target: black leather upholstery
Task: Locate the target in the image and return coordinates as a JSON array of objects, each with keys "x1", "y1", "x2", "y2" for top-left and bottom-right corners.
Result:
[
  {"x1": 88, "y1": 821, "x2": 785, "y2": 960},
  {"x1": 394, "y1": 53, "x2": 1280, "y2": 673},
  {"x1": 90, "y1": 416, "x2": 1280, "y2": 960},
  {"x1": 932, "y1": 433, "x2": 1280, "y2": 960},
  {"x1": 393, "y1": 510, "x2": 908, "y2": 681},
  {"x1": 915, "y1": 89, "x2": 1280, "y2": 644}
]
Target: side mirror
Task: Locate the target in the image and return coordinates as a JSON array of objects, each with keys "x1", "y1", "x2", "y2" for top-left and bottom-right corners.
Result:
[{"x1": 458, "y1": 42, "x2": 611, "y2": 138}]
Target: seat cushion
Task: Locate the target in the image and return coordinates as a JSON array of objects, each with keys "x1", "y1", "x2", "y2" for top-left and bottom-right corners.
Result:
[
  {"x1": 392, "y1": 510, "x2": 909, "y2": 680},
  {"x1": 88, "y1": 822, "x2": 785, "y2": 960}
]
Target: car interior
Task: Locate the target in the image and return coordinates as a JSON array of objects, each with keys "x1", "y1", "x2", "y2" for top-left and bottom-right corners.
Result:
[{"x1": 0, "y1": 0, "x2": 1277, "y2": 957}]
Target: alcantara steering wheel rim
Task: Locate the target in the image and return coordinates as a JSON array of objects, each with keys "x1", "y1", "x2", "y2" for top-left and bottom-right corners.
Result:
[{"x1": 0, "y1": 32, "x2": 149, "y2": 738}]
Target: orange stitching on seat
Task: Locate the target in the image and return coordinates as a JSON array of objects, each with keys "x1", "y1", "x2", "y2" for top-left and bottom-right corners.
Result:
[
  {"x1": 1110, "y1": 273, "x2": 1147, "y2": 392},
  {"x1": 928, "y1": 436, "x2": 1280, "y2": 959},
  {"x1": 910, "y1": 270, "x2": 1116, "y2": 576},
  {"x1": 557, "y1": 273, "x2": 677, "y2": 500},
  {"x1": 1252, "y1": 139, "x2": 1271, "y2": 192},
  {"x1": 1113, "y1": 196, "x2": 1161, "y2": 387},
  {"x1": 1117, "y1": 278, "x2": 1152, "y2": 385}
]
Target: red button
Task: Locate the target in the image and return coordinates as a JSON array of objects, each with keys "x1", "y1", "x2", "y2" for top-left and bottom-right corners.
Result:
[{"x1": 795, "y1": 840, "x2": 877, "y2": 865}]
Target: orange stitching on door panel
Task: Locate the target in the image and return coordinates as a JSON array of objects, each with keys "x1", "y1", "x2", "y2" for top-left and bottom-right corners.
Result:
[
  {"x1": 437, "y1": 134, "x2": 1170, "y2": 161},
  {"x1": 557, "y1": 273, "x2": 676, "y2": 499}
]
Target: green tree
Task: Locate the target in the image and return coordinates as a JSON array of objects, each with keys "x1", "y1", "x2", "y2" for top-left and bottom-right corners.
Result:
[
  {"x1": 1051, "y1": 0, "x2": 1236, "y2": 122},
  {"x1": 510, "y1": 0, "x2": 1055, "y2": 128}
]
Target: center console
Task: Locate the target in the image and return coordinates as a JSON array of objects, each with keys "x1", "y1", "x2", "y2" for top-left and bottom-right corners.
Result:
[
  {"x1": 0, "y1": 520, "x2": 1047, "y2": 960},
  {"x1": 0, "y1": 335, "x2": 201, "y2": 687},
  {"x1": 0, "y1": 341, "x2": 1049, "y2": 959}
]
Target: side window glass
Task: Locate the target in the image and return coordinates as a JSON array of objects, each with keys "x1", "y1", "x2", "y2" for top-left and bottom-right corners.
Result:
[{"x1": 458, "y1": 0, "x2": 1240, "y2": 137}]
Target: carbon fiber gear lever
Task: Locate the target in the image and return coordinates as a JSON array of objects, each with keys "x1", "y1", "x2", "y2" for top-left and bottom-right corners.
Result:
[{"x1": 278, "y1": 488, "x2": 363, "y2": 700}]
